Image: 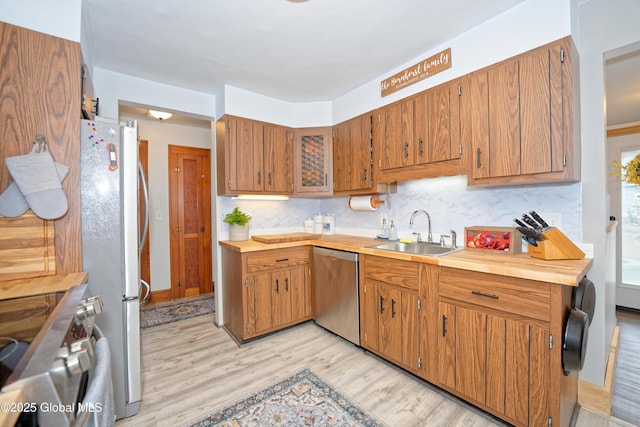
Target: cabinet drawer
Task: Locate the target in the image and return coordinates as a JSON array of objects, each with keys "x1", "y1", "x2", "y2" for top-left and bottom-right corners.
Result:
[
  {"x1": 246, "y1": 247, "x2": 310, "y2": 273},
  {"x1": 363, "y1": 255, "x2": 418, "y2": 291},
  {"x1": 438, "y1": 267, "x2": 550, "y2": 322}
]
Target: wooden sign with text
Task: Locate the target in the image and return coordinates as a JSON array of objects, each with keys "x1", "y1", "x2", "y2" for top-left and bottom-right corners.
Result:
[{"x1": 381, "y1": 48, "x2": 452, "y2": 97}]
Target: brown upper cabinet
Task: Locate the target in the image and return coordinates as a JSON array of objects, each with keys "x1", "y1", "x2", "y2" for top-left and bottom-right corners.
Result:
[
  {"x1": 216, "y1": 115, "x2": 293, "y2": 195},
  {"x1": 293, "y1": 127, "x2": 333, "y2": 196},
  {"x1": 332, "y1": 112, "x2": 377, "y2": 195},
  {"x1": 376, "y1": 76, "x2": 471, "y2": 183},
  {"x1": 469, "y1": 36, "x2": 579, "y2": 185}
]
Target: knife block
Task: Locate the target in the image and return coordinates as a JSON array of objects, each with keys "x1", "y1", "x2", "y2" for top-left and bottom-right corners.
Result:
[{"x1": 528, "y1": 227, "x2": 585, "y2": 260}]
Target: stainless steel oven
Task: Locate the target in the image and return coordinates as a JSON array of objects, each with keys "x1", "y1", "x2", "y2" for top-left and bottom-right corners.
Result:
[{"x1": 0, "y1": 284, "x2": 112, "y2": 426}]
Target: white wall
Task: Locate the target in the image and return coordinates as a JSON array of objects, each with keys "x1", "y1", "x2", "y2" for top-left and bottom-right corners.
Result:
[
  {"x1": 332, "y1": 0, "x2": 571, "y2": 123},
  {"x1": 0, "y1": 0, "x2": 81, "y2": 42},
  {"x1": 221, "y1": 85, "x2": 332, "y2": 128},
  {"x1": 575, "y1": 0, "x2": 640, "y2": 386},
  {"x1": 119, "y1": 113, "x2": 213, "y2": 293},
  {"x1": 93, "y1": 68, "x2": 216, "y2": 121}
]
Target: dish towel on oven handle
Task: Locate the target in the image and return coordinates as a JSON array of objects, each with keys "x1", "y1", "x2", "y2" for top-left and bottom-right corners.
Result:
[{"x1": 79, "y1": 326, "x2": 115, "y2": 427}]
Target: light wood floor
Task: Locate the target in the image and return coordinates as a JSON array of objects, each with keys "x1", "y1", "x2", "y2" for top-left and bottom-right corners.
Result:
[
  {"x1": 612, "y1": 308, "x2": 640, "y2": 425},
  {"x1": 116, "y1": 315, "x2": 630, "y2": 427}
]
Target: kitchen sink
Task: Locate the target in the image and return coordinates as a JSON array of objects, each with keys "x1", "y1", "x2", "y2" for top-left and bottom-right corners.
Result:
[{"x1": 367, "y1": 241, "x2": 462, "y2": 257}]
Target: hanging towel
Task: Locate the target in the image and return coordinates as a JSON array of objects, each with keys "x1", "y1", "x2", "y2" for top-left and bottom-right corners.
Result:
[{"x1": 79, "y1": 327, "x2": 115, "y2": 427}]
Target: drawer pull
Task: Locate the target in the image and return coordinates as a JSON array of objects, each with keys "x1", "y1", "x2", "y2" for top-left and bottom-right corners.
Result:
[
  {"x1": 472, "y1": 290, "x2": 499, "y2": 299},
  {"x1": 442, "y1": 315, "x2": 448, "y2": 337},
  {"x1": 275, "y1": 258, "x2": 289, "y2": 263}
]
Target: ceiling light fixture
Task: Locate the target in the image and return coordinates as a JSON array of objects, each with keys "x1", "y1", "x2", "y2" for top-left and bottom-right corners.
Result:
[{"x1": 148, "y1": 110, "x2": 173, "y2": 120}]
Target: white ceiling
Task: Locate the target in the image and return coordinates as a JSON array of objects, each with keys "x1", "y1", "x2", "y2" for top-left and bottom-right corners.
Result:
[
  {"x1": 82, "y1": 0, "x2": 526, "y2": 103},
  {"x1": 82, "y1": 0, "x2": 640, "y2": 127}
]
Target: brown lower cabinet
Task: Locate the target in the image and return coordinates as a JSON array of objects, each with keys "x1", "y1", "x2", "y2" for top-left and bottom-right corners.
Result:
[
  {"x1": 221, "y1": 246, "x2": 312, "y2": 342},
  {"x1": 359, "y1": 256, "x2": 577, "y2": 427},
  {"x1": 359, "y1": 255, "x2": 421, "y2": 374}
]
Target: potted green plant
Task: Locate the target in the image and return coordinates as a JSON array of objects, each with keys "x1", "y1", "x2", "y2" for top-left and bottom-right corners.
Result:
[{"x1": 224, "y1": 207, "x2": 252, "y2": 241}]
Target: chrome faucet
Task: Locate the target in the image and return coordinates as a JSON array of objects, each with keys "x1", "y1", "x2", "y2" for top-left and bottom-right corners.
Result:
[
  {"x1": 409, "y1": 210, "x2": 432, "y2": 243},
  {"x1": 439, "y1": 230, "x2": 457, "y2": 248}
]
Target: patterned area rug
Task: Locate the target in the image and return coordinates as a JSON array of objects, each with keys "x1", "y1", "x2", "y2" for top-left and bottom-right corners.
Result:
[
  {"x1": 141, "y1": 295, "x2": 215, "y2": 328},
  {"x1": 190, "y1": 368, "x2": 387, "y2": 427}
]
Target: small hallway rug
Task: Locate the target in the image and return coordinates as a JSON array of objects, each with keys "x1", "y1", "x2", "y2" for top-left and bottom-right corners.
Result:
[
  {"x1": 189, "y1": 368, "x2": 387, "y2": 427},
  {"x1": 141, "y1": 294, "x2": 215, "y2": 328}
]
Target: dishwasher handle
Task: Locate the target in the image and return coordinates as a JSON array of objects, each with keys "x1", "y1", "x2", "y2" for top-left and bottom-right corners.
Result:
[{"x1": 313, "y1": 247, "x2": 358, "y2": 262}]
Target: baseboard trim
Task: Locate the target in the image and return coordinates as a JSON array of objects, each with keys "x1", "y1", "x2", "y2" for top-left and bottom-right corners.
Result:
[
  {"x1": 148, "y1": 289, "x2": 172, "y2": 305},
  {"x1": 577, "y1": 325, "x2": 620, "y2": 416}
]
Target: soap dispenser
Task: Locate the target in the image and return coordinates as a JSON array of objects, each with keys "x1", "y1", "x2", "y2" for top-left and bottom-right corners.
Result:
[
  {"x1": 380, "y1": 218, "x2": 388, "y2": 239},
  {"x1": 389, "y1": 220, "x2": 398, "y2": 241}
]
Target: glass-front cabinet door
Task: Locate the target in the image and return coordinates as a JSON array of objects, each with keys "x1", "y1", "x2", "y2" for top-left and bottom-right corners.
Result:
[{"x1": 293, "y1": 127, "x2": 332, "y2": 195}]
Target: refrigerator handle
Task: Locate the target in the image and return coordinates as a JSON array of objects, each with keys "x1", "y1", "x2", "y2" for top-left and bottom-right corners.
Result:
[
  {"x1": 140, "y1": 279, "x2": 151, "y2": 305},
  {"x1": 138, "y1": 161, "x2": 150, "y2": 254}
]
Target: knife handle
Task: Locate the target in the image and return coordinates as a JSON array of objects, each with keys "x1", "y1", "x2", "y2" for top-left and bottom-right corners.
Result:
[
  {"x1": 514, "y1": 218, "x2": 528, "y2": 228},
  {"x1": 522, "y1": 214, "x2": 541, "y2": 229},
  {"x1": 529, "y1": 211, "x2": 549, "y2": 228}
]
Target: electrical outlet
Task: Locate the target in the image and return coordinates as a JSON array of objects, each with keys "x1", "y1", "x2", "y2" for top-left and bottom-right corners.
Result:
[
  {"x1": 540, "y1": 212, "x2": 562, "y2": 229},
  {"x1": 379, "y1": 213, "x2": 387, "y2": 226}
]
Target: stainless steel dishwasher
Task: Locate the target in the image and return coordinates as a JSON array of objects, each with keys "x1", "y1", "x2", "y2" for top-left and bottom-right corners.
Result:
[{"x1": 313, "y1": 247, "x2": 360, "y2": 345}]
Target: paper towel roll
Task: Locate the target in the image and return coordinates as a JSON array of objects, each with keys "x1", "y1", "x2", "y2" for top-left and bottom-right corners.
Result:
[{"x1": 349, "y1": 195, "x2": 383, "y2": 211}]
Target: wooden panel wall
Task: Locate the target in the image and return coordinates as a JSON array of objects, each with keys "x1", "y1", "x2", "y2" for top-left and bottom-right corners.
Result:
[{"x1": 0, "y1": 22, "x2": 82, "y2": 275}]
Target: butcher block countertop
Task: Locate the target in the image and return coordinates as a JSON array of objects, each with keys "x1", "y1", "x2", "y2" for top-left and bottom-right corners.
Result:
[
  {"x1": 220, "y1": 234, "x2": 592, "y2": 286},
  {"x1": 0, "y1": 272, "x2": 88, "y2": 300}
]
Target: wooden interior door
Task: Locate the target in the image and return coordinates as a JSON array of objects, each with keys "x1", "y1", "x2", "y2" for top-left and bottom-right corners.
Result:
[
  {"x1": 139, "y1": 140, "x2": 150, "y2": 300},
  {"x1": 169, "y1": 145, "x2": 212, "y2": 299}
]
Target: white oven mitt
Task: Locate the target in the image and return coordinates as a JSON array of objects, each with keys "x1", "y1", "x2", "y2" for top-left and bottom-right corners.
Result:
[
  {"x1": 0, "y1": 162, "x2": 69, "y2": 217},
  {"x1": 3, "y1": 143, "x2": 69, "y2": 220}
]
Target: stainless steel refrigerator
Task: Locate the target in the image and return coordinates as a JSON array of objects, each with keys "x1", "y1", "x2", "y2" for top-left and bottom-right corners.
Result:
[{"x1": 80, "y1": 117, "x2": 149, "y2": 420}]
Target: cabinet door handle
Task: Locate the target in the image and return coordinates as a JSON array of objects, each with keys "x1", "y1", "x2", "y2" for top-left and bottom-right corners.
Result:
[
  {"x1": 258, "y1": 170, "x2": 261, "y2": 184},
  {"x1": 391, "y1": 299, "x2": 396, "y2": 318},
  {"x1": 471, "y1": 290, "x2": 499, "y2": 299},
  {"x1": 379, "y1": 296, "x2": 385, "y2": 314},
  {"x1": 362, "y1": 169, "x2": 367, "y2": 182},
  {"x1": 268, "y1": 172, "x2": 272, "y2": 185},
  {"x1": 275, "y1": 279, "x2": 279, "y2": 293},
  {"x1": 419, "y1": 138, "x2": 424, "y2": 156},
  {"x1": 403, "y1": 142, "x2": 409, "y2": 158},
  {"x1": 442, "y1": 315, "x2": 448, "y2": 337},
  {"x1": 476, "y1": 148, "x2": 482, "y2": 168},
  {"x1": 285, "y1": 278, "x2": 288, "y2": 292}
]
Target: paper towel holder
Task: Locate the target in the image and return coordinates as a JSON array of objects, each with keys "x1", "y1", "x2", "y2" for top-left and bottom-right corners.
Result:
[{"x1": 348, "y1": 194, "x2": 384, "y2": 210}]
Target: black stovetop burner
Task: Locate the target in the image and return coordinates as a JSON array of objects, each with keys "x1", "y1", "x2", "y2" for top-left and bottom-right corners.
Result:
[{"x1": 0, "y1": 292, "x2": 63, "y2": 388}]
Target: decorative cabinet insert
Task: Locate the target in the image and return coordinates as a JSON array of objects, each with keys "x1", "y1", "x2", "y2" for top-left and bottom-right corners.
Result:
[
  {"x1": 216, "y1": 115, "x2": 293, "y2": 195},
  {"x1": 469, "y1": 36, "x2": 578, "y2": 185},
  {"x1": 293, "y1": 127, "x2": 333, "y2": 195},
  {"x1": 436, "y1": 266, "x2": 575, "y2": 427},
  {"x1": 221, "y1": 246, "x2": 312, "y2": 343},
  {"x1": 332, "y1": 112, "x2": 376, "y2": 195},
  {"x1": 359, "y1": 255, "x2": 421, "y2": 374}
]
